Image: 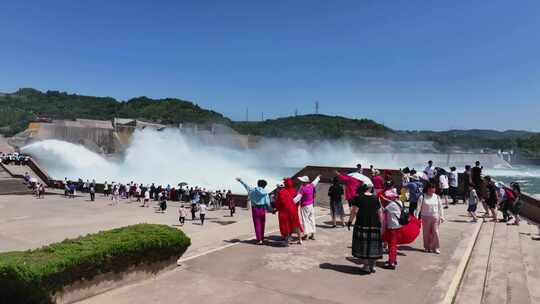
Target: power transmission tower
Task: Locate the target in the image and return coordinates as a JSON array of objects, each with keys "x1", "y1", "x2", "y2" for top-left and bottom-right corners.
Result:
[
  {"x1": 294, "y1": 109, "x2": 298, "y2": 116},
  {"x1": 245, "y1": 107, "x2": 249, "y2": 122},
  {"x1": 315, "y1": 100, "x2": 319, "y2": 114},
  {"x1": 261, "y1": 112, "x2": 264, "y2": 121}
]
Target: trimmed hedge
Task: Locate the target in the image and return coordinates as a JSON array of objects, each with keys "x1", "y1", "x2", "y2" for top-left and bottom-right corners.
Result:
[{"x1": 0, "y1": 224, "x2": 191, "y2": 304}]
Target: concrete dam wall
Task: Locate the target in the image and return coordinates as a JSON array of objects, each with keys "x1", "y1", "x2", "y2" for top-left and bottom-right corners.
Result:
[{"x1": 9, "y1": 119, "x2": 120, "y2": 154}]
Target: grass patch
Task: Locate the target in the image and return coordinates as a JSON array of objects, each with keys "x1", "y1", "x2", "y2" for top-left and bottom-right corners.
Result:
[{"x1": 0, "y1": 224, "x2": 190, "y2": 304}]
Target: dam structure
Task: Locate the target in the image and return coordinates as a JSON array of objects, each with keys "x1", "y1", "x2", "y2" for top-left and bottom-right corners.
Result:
[{"x1": 0, "y1": 161, "x2": 539, "y2": 304}]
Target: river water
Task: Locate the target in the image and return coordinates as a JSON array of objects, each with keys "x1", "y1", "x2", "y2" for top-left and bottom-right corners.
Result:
[{"x1": 486, "y1": 165, "x2": 540, "y2": 197}]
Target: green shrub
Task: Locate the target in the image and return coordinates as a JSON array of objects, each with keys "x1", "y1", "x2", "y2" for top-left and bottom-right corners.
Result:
[{"x1": 0, "y1": 224, "x2": 191, "y2": 304}]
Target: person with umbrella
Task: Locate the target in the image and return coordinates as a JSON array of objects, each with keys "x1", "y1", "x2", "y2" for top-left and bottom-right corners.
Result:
[
  {"x1": 335, "y1": 164, "x2": 372, "y2": 209},
  {"x1": 294, "y1": 175, "x2": 321, "y2": 240}
]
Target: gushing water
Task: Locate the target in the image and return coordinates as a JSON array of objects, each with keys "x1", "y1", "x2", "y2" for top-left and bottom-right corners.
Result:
[
  {"x1": 21, "y1": 129, "x2": 364, "y2": 192},
  {"x1": 20, "y1": 129, "x2": 540, "y2": 194}
]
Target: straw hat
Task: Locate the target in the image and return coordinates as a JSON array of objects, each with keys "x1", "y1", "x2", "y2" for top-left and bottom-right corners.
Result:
[{"x1": 297, "y1": 176, "x2": 310, "y2": 183}]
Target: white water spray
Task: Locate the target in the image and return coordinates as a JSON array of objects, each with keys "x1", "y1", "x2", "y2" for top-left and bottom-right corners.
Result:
[{"x1": 21, "y1": 129, "x2": 366, "y2": 192}]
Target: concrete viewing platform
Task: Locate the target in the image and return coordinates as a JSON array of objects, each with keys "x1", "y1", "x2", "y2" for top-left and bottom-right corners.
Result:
[{"x1": 1, "y1": 190, "x2": 538, "y2": 303}]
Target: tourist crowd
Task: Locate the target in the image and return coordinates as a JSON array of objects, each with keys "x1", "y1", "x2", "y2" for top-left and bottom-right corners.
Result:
[
  {"x1": 0, "y1": 152, "x2": 30, "y2": 165},
  {"x1": 59, "y1": 178, "x2": 236, "y2": 225},
  {"x1": 237, "y1": 160, "x2": 524, "y2": 274}
]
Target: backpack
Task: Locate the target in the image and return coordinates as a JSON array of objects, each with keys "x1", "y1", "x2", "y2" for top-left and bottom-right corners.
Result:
[
  {"x1": 394, "y1": 201, "x2": 409, "y2": 225},
  {"x1": 503, "y1": 187, "x2": 516, "y2": 201}
]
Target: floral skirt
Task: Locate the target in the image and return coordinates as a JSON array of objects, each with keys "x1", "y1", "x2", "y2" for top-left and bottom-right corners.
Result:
[{"x1": 352, "y1": 225, "x2": 383, "y2": 259}]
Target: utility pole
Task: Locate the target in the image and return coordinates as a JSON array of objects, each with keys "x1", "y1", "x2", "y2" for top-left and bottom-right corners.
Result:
[
  {"x1": 245, "y1": 107, "x2": 249, "y2": 122},
  {"x1": 294, "y1": 109, "x2": 298, "y2": 116},
  {"x1": 315, "y1": 100, "x2": 319, "y2": 114},
  {"x1": 261, "y1": 112, "x2": 264, "y2": 121}
]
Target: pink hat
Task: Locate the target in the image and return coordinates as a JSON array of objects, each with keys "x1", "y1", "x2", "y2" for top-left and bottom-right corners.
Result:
[{"x1": 383, "y1": 189, "x2": 399, "y2": 201}]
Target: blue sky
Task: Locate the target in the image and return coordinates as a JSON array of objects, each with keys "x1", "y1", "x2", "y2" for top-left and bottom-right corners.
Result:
[{"x1": 1, "y1": 0, "x2": 539, "y2": 131}]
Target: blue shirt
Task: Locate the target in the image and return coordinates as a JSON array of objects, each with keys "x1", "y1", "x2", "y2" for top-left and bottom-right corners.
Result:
[
  {"x1": 407, "y1": 181, "x2": 423, "y2": 203},
  {"x1": 238, "y1": 180, "x2": 272, "y2": 210}
]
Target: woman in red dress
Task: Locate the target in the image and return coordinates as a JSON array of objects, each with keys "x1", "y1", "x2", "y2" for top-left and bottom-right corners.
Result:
[{"x1": 274, "y1": 178, "x2": 303, "y2": 245}]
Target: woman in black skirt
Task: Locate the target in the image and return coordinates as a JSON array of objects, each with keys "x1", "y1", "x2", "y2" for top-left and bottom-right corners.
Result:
[{"x1": 347, "y1": 184, "x2": 383, "y2": 273}]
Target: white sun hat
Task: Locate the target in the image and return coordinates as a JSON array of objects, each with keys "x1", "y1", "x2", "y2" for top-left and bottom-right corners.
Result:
[{"x1": 297, "y1": 176, "x2": 310, "y2": 183}]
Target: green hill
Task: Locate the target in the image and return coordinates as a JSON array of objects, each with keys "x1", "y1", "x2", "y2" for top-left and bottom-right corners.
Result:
[
  {"x1": 1, "y1": 87, "x2": 539, "y2": 156},
  {"x1": 233, "y1": 114, "x2": 393, "y2": 139},
  {"x1": 0, "y1": 88, "x2": 230, "y2": 136}
]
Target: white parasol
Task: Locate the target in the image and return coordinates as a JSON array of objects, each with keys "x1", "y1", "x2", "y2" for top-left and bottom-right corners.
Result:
[{"x1": 347, "y1": 172, "x2": 373, "y2": 187}]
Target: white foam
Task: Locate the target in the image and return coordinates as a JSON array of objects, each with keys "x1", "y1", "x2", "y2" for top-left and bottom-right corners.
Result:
[
  {"x1": 21, "y1": 129, "x2": 540, "y2": 192},
  {"x1": 21, "y1": 129, "x2": 364, "y2": 192}
]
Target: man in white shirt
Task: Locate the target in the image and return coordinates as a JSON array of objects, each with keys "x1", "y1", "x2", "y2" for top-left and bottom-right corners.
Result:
[
  {"x1": 199, "y1": 203, "x2": 207, "y2": 225},
  {"x1": 439, "y1": 171, "x2": 450, "y2": 209},
  {"x1": 424, "y1": 160, "x2": 436, "y2": 181},
  {"x1": 142, "y1": 189, "x2": 150, "y2": 207}
]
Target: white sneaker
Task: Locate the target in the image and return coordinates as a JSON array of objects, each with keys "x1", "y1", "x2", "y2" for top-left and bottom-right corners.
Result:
[{"x1": 434, "y1": 249, "x2": 441, "y2": 254}]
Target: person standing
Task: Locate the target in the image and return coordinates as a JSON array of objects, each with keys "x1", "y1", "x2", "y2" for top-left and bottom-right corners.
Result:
[
  {"x1": 372, "y1": 170, "x2": 384, "y2": 196},
  {"x1": 226, "y1": 190, "x2": 236, "y2": 217},
  {"x1": 347, "y1": 184, "x2": 383, "y2": 274},
  {"x1": 112, "y1": 184, "x2": 119, "y2": 205},
  {"x1": 507, "y1": 182, "x2": 523, "y2": 226},
  {"x1": 471, "y1": 161, "x2": 484, "y2": 211},
  {"x1": 484, "y1": 176, "x2": 499, "y2": 222},
  {"x1": 295, "y1": 175, "x2": 321, "y2": 240},
  {"x1": 89, "y1": 184, "x2": 96, "y2": 201},
  {"x1": 424, "y1": 160, "x2": 436, "y2": 183},
  {"x1": 159, "y1": 193, "x2": 167, "y2": 213},
  {"x1": 448, "y1": 167, "x2": 459, "y2": 204},
  {"x1": 199, "y1": 202, "x2": 207, "y2": 225},
  {"x1": 463, "y1": 165, "x2": 472, "y2": 201},
  {"x1": 236, "y1": 177, "x2": 272, "y2": 245},
  {"x1": 190, "y1": 201, "x2": 197, "y2": 221},
  {"x1": 178, "y1": 205, "x2": 186, "y2": 226},
  {"x1": 406, "y1": 172, "x2": 423, "y2": 216},
  {"x1": 142, "y1": 189, "x2": 150, "y2": 207},
  {"x1": 416, "y1": 182, "x2": 444, "y2": 254},
  {"x1": 274, "y1": 178, "x2": 303, "y2": 245},
  {"x1": 103, "y1": 181, "x2": 109, "y2": 197},
  {"x1": 438, "y1": 169, "x2": 450, "y2": 209},
  {"x1": 384, "y1": 198, "x2": 403, "y2": 269},
  {"x1": 328, "y1": 177, "x2": 345, "y2": 227},
  {"x1": 467, "y1": 188, "x2": 480, "y2": 222},
  {"x1": 69, "y1": 183, "x2": 76, "y2": 199},
  {"x1": 335, "y1": 164, "x2": 363, "y2": 208}
]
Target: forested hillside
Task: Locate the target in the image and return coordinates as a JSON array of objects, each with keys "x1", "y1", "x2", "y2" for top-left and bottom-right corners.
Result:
[{"x1": 1, "y1": 88, "x2": 539, "y2": 157}]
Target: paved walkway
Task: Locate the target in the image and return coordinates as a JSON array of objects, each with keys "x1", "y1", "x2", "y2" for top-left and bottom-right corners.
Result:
[
  {"x1": 79, "y1": 205, "x2": 479, "y2": 304},
  {"x1": 3, "y1": 191, "x2": 538, "y2": 303},
  {"x1": 0, "y1": 192, "x2": 278, "y2": 256}
]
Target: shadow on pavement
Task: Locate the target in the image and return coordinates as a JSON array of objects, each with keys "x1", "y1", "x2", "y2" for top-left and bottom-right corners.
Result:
[
  {"x1": 448, "y1": 219, "x2": 474, "y2": 223},
  {"x1": 223, "y1": 236, "x2": 290, "y2": 248},
  {"x1": 320, "y1": 263, "x2": 370, "y2": 275},
  {"x1": 397, "y1": 245, "x2": 424, "y2": 252}
]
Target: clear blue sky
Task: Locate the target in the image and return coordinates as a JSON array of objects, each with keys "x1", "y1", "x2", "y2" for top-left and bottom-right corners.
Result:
[{"x1": 1, "y1": 0, "x2": 539, "y2": 131}]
